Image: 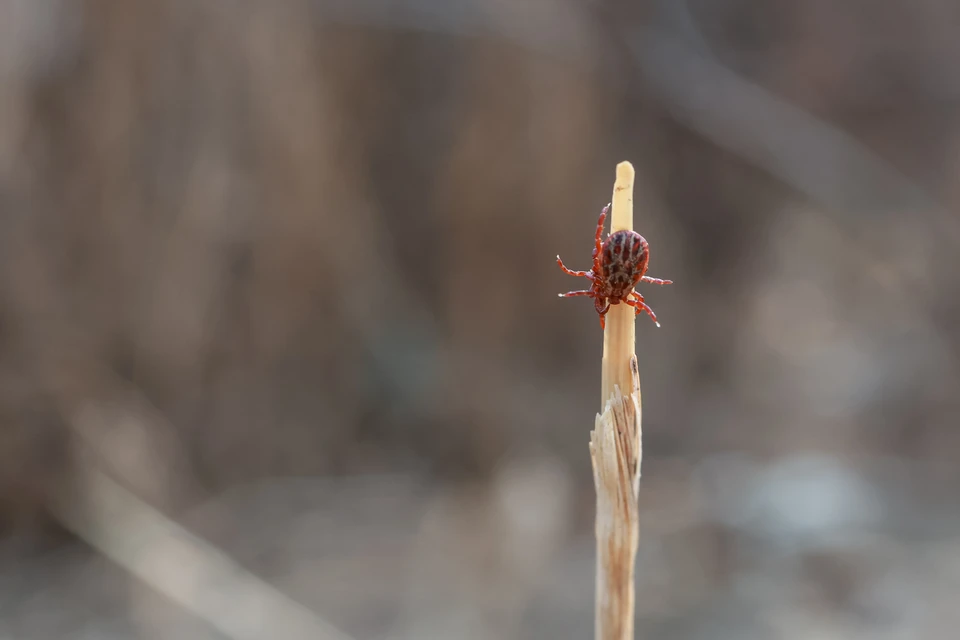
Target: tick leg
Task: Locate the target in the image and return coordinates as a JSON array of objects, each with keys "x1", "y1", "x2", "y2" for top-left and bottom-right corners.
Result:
[
  {"x1": 625, "y1": 297, "x2": 661, "y2": 327},
  {"x1": 641, "y1": 276, "x2": 673, "y2": 285},
  {"x1": 592, "y1": 204, "x2": 610, "y2": 274},
  {"x1": 594, "y1": 299, "x2": 610, "y2": 329},
  {"x1": 558, "y1": 289, "x2": 592, "y2": 298},
  {"x1": 556, "y1": 255, "x2": 593, "y2": 278}
]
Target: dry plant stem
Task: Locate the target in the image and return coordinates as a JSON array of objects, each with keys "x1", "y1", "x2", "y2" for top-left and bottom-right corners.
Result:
[{"x1": 590, "y1": 161, "x2": 642, "y2": 640}]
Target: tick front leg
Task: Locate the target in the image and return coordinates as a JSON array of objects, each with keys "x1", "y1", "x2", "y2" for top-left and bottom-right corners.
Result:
[
  {"x1": 625, "y1": 297, "x2": 661, "y2": 327},
  {"x1": 641, "y1": 276, "x2": 673, "y2": 285},
  {"x1": 558, "y1": 289, "x2": 592, "y2": 298},
  {"x1": 592, "y1": 204, "x2": 610, "y2": 274},
  {"x1": 556, "y1": 255, "x2": 593, "y2": 278}
]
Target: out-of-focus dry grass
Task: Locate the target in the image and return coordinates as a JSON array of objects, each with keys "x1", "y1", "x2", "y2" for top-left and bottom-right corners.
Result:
[{"x1": 2, "y1": 1, "x2": 960, "y2": 638}]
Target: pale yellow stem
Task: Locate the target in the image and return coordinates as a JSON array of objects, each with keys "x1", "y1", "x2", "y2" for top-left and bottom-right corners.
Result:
[
  {"x1": 601, "y1": 161, "x2": 638, "y2": 406},
  {"x1": 590, "y1": 161, "x2": 643, "y2": 640}
]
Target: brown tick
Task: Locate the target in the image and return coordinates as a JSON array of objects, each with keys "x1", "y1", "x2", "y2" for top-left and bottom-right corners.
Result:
[{"x1": 557, "y1": 203, "x2": 672, "y2": 329}]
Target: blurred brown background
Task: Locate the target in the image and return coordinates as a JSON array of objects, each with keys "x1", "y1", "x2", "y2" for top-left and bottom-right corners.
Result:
[{"x1": 2, "y1": 0, "x2": 960, "y2": 638}]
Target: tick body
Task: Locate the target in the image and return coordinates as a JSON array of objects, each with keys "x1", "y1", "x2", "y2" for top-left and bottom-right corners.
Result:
[{"x1": 557, "y1": 203, "x2": 672, "y2": 329}]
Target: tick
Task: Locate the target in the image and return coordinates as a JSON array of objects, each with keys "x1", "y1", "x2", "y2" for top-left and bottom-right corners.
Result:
[{"x1": 557, "y1": 203, "x2": 672, "y2": 329}]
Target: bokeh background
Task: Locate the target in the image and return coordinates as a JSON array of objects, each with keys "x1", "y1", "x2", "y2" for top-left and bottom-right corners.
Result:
[{"x1": 2, "y1": 1, "x2": 960, "y2": 638}]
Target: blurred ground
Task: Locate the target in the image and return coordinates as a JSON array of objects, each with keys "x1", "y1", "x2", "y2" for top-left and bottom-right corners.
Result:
[{"x1": 2, "y1": 0, "x2": 960, "y2": 638}]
